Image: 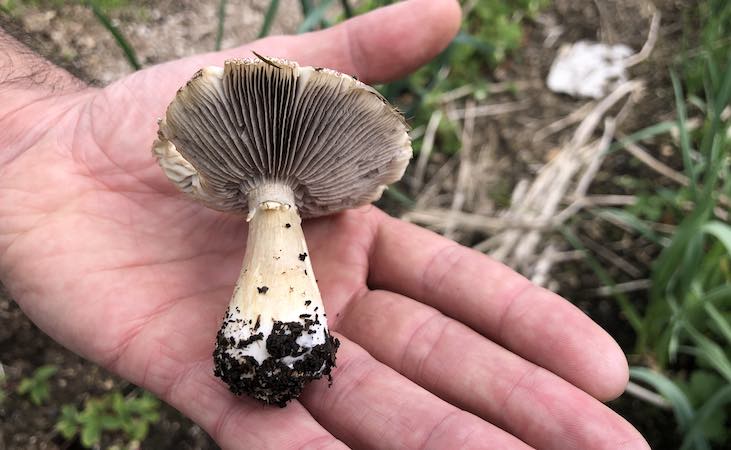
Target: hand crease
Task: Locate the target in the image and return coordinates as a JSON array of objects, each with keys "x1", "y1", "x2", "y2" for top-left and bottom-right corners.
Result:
[
  {"x1": 296, "y1": 434, "x2": 343, "y2": 450},
  {"x1": 333, "y1": 284, "x2": 370, "y2": 332},
  {"x1": 211, "y1": 397, "x2": 247, "y2": 444},
  {"x1": 497, "y1": 365, "x2": 539, "y2": 425},
  {"x1": 100, "y1": 285, "x2": 229, "y2": 374},
  {"x1": 162, "y1": 359, "x2": 207, "y2": 405},
  {"x1": 81, "y1": 89, "x2": 161, "y2": 193},
  {"x1": 87, "y1": 247, "x2": 238, "y2": 276},
  {"x1": 341, "y1": 21, "x2": 368, "y2": 82},
  {"x1": 326, "y1": 352, "x2": 377, "y2": 411},
  {"x1": 419, "y1": 243, "x2": 461, "y2": 301},
  {"x1": 418, "y1": 409, "x2": 464, "y2": 450},
  {"x1": 399, "y1": 310, "x2": 447, "y2": 383},
  {"x1": 494, "y1": 282, "x2": 534, "y2": 344},
  {"x1": 1, "y1": 92, "x2": 90, "y2": 167}
]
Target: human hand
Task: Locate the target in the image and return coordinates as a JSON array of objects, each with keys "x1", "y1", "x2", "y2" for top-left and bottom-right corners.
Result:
[{"x1": 0, "y1": 1, "x2": 648, "y2": 448}]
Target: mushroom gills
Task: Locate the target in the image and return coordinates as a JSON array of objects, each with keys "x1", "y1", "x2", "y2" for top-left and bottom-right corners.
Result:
[{"x1": 212, "y1": 183, "x2": 339, "y2": 407}]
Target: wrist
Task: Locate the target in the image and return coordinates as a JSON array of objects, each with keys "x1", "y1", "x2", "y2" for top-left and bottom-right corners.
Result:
[{"x1": 0, "y1": 26, "x2": 88, "y2": 165}]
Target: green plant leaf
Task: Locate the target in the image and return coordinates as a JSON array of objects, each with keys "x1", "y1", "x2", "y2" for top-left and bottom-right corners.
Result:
[
  {"x1": 214, "y1": 0, "x2": 228, "y2": 50},
  {"x1": 608, "y1": 121, "x2": 677, "y2": 153},
  {"x1": 34, "y1": 365, "x2": 58, "y2": 380},
  {"x1": 17, "y1": 366, "x2": 56, "y2": 406},
  {"x1": 55, "y1": 420, "x2": 79, "y2": 440},
  {"x1": 86, "y1": 0, "x2": 141, "y2": 70},
  {"x1": 702, "y1": 221, "x2": 731, "y2": 254},
  {"x1": 704, "y1": 302, "x2": 731, "y2": 346},
  {"x1": 630, "y1": 367, "x2": 709, "y2": 450},
  {"x1": 683, "y1": 370, "x2": 726, "y2": 406},
  {"x1": 16, "y1": 378, "x2": 32, "y2": 395},
  {"x1": 60, "y1": 403, "x2": 80, "y2": 419},
  {"x1": 681, "y1": 385, "x2": 731, "y2": 449},
  {"x1": 126, "y1": 419, "x2": 149, "y2": 441},
  {"x1": 299, "y1": 0, "x2": 312, "y2": 15},
  {"x1": 339, "y1": 0, "x2": 352, "y2": 18},
  {"x1": 682, "y1": 325, "x2": 731, "y2": 383},
  {"x1": 111, "y1": 391, "x2": 126, "y2": 414},
  {"x1": 298, "y1": 0, "x2": 334, "y2": 33},
  {"x1": 100, "y1": 414, "x2": 124, "y2": 430},
  {"x1": 452, "y1": 31, "x2": 496, "y2": 58},
  {"x1": 80, "y1": 421, "x2": 102, "y2": 447},
  {"x1": 81, "y1": 398, "x2": 106, "y2": 421},
  {"x1": 30, "y1": 387, "x2": 47, "y2": 406},
  {"x1": 258, "y1": 0, "x2": 280, "y2": 38},
  {"x1": 697, "y1": 283, "x2": 731, "y2": 310},
  {"x1": 671, "y1": 71, "x2": 698, "y2": 198},
  {"x1": 593, "y1": 208, "x2": 665, "y2": 245},
  {"x1": 55, "y1": 405, "x2": 81, "y2": 440}
]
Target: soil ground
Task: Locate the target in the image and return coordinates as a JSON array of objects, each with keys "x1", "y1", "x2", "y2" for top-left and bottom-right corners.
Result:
[{"x1": 0, "y1": 0, "x2": 695, "y2": 448}]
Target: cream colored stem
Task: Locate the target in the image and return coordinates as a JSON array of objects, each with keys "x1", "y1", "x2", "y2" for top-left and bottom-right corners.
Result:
[{"x1": 230, "y1": 186, "x2": 325, "y2": 332}]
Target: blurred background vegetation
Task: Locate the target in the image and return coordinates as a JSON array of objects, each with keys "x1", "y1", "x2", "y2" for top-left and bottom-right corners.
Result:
[{"x1": 1, "y1": 0, "x2": 730, "y2": 448}]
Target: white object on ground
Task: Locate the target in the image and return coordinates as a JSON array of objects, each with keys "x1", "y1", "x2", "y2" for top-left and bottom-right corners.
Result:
[{"x1": 547, "y1": 41, "x2": 633, "y2": 99}]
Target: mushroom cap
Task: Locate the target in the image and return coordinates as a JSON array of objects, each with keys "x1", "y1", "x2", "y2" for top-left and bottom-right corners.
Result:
[{"x1": 153, "y1": 56, "x2": 412, "y2": 218}]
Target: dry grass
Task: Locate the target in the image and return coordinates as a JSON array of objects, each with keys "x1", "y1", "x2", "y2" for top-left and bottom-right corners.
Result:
[{"x1": 402, "y1": 9, "x2": 662, "y2": 293}]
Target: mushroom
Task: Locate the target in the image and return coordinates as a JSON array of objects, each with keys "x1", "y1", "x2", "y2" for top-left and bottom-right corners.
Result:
[{"x1": 152, "y1": 56, "x2": 411, "y2": 407}]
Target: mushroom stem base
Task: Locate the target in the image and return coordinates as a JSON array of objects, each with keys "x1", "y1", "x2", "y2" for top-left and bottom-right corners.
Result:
[{"x1": 213, "y1": 196, "x2": 338, "y2": 407}]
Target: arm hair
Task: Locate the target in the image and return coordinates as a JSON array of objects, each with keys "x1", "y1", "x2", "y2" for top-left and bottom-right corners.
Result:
[{"x1": 0, "y1": 14, "x2": 86, "y2": 93}]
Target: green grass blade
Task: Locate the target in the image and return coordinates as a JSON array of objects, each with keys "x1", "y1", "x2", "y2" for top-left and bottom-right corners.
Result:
[
  {"x1": 699, "y1": 284, "x2": 731, "y2": 309},
  {"x1": 383, "y1": 185, "x2": 415, "y2": 208},
  {"x1": 453, "y1": 31, "x2": 497, "y2": 58},
  {"x1": 704, "y1": 303, "x2": 731, "y2": 346},
  {"x1": 608, "y1": 121, "x2": 677, "y2": 153},
  {"x1": 339, "y1": 0, "x2": 353, "y2": 18},
  {"x1": 698, "y1": 51, "x2": 731, "y2": 163},
  {"x1": 86, "y1": 0, "x2": 141, "y2": 70},
  {"x1": 701, "y1": 221, "x2": 731, "y2": 254},
  {"x1": 299, "y1": 0, "x2": 312, "y2": 15},
  {"x1": 593, "y1": 208, "x2": 665, "y2": 245},
  {"x1": 629, "y1": 367, "x2": 706, "y2": 450},
  {"x1": 677, "y1": 232, "x2": 705, "y2": 309},
  {"x1": 215, "y1": 0, "x2": 228, "y2": 51},
  {"x1": 258, "y1": 0, "x2": 281, "y2": 38},
  {"x1": 680, "y1": 385, "x2": 731, "y2": 450},
  {"x1": 651, "y1": 207, "x2": 711, "y2": 303},
  {"x1": 683, "y1": 326, "x2": 731, "y2": 383},
  {"x1": 671, "y1": 72, "x2": 697, "y2": 198},
  {"x1": 298, "y1": 0, "x2": 334, "y2": 33},
  {"x1": 697, "y1": 242, "x2": 727, "y2": 287}
]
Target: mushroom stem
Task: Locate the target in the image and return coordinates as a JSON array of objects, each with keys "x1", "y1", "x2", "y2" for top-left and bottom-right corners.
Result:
[{"x1": 213, "y1": 183, "x2": 338, "y2": 406}]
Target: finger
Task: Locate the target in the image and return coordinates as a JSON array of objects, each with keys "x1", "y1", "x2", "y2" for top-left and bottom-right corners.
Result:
[
  {"x1": 338, "y1": 289, "x2": 649, "y2": 450},
  {"x1": 149, "y1": 0, "x2": 461, "y2": 88},
  {"x1": 368, "y1": 212, "x2": 629, "y2": 401},
  {"x1": 105, "y1": 293, "x2": 347, "y2": 450},
  {"x1": 95, "y1": 0, "x2": 460, "y2": 181},
  {"x1": 113, "y1": 0, "x2": 460, "y2": 119},
  {"x1": 299, "y1": 335, "x2": 531, "y2": 450}
]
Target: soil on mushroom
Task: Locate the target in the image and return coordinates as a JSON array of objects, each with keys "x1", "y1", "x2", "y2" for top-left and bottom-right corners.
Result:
[
  {"x1": 0, "y1": 0, "x2": 690, "y2": 448},
  {"x1": 213, "y1": 316, "x2": 339, "y2": 408}
]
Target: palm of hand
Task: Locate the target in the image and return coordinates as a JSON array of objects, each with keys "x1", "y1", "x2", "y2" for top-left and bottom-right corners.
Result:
[
  {"x1": 3, "y1": 72, "x2": 385, "y2": 443},
  {"x1": 0, "y1": 2, "x2": 649, "y2": 448}
]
